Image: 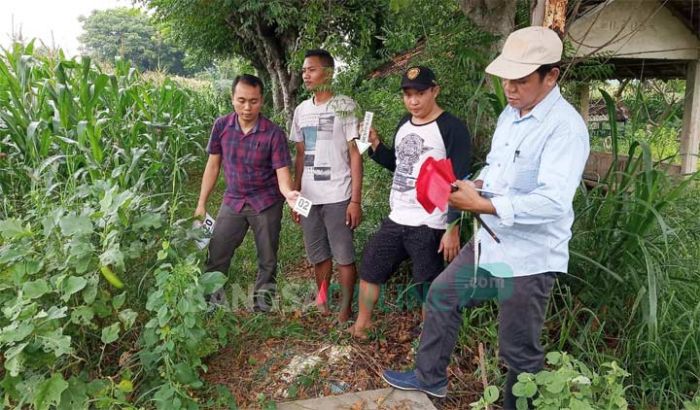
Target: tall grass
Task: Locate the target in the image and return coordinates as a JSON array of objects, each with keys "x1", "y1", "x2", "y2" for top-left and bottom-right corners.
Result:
[{"x1": 561, "y1": 89, "x2": 700, "y2": 407}]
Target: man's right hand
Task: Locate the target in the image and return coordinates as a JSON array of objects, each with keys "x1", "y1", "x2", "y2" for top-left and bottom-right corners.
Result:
[
  {"x1": 290, "y1": 208, "x2": 301, "y2": 224},
  {"x1": 474, "y1": 179, "x2": 484, "y2": 189},
  {"x1": 194, "y1": 204, "x2": 206, "y2": 219}
]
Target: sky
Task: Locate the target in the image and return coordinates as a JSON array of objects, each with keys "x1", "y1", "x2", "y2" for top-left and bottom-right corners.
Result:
[{"x1": 1, "y1": 0, "x2": 131, "y2": 56}]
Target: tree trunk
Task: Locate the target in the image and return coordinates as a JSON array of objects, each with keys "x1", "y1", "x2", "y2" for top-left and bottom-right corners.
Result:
[
  {"x1": 532, "y1": 0, "x2": 569, "y2": 37},
  {"x1": 459, "y1": 0, "x2": 518, "y2": 52},
  {"x1": 225, "y1": 15, "x2": 301, "y2": 129},
  {"x1": 251, "y1": 20, "x2": 300, "y2": 129},
  {"x1": 543, "y1": 0, "x2": 568, "y2": 37}
]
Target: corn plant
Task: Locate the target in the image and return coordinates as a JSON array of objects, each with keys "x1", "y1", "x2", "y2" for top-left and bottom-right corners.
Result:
[
  {"x1": 0, "y1": 42, "x2": 215, "y2": 208},
  {"x1": 0, "y1": 41, "x2": 225, "y2": 409}
]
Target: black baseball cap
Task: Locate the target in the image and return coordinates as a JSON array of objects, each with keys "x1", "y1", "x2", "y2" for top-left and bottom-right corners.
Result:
[{"x1": 400, "y1": 66, "x2": 437, "y2": 91}]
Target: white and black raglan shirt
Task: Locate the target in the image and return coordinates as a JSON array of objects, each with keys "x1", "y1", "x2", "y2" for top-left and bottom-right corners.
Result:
[{"x1": 369, "y1": 111, "x2": 472, "y2": 230}]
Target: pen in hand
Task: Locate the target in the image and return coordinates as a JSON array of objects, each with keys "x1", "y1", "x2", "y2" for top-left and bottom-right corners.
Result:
[{"x1": 450, "y1": 183, "x2": 501, "y2": 244}]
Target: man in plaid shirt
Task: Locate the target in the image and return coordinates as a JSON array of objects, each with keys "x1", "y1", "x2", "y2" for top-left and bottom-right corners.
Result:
[{"x1": 195, "y1": 74, "x2": 299, "y2": 312}]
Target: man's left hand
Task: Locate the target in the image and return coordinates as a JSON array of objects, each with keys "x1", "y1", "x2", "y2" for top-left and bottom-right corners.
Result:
[
  {"x1": 438, "y1": 226, "x2": 460, "y2": 262},
  {"x1": 449, "y1": 180, "x2": 484, "y2": 212},
  {"x1": 346, "y1": 202, "x2": 362, "y2": 229}
]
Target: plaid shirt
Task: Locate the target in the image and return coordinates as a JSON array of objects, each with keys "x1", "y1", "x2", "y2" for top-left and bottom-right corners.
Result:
[{"x1": 207, "y1": 113, "x2": 292, "y2": 213}]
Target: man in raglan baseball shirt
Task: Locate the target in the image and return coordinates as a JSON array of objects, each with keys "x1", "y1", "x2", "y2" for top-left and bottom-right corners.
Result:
[{"x1": 347, "y1": 65, "x2": 472, "y2": 339}]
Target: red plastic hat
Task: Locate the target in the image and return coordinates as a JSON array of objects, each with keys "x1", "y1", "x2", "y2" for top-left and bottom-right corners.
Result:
[{"x1": 416, "y1": 157, "x2": 456, "y2": 213}]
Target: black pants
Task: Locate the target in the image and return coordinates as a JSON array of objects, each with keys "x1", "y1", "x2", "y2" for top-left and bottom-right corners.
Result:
[
  {"x1": 360, "y1": 218, "x2": 445, "y2": 299},
  {"x1": 205, "y1": 201, "x2": 283, "y2": 308},
  {"x1": 415, "y1": 241, "x2": 556, "y2": 409}
]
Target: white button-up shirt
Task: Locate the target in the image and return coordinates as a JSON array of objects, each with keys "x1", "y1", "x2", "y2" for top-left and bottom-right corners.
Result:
[{"x1": 476, "y1": 85, "x2": 590, "y2": 277}]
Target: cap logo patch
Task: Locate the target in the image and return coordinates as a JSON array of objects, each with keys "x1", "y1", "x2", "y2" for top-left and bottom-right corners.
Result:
[{"x1": 407, "y1": 67, "x2": 420, "y2": 80}]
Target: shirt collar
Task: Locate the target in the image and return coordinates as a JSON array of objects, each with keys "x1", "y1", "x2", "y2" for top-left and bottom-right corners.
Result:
[
  {"x1": 227, "y1": 113, "x2": 268, "y2": 134},
  {"x1": 509, "y1": 85, "x2": 561, "y2": 123}
]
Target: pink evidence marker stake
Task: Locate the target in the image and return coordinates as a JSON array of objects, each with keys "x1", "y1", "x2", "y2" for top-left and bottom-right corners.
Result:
[{"x1": 316, "y1": 280, "x2": 328, "y2": 305}]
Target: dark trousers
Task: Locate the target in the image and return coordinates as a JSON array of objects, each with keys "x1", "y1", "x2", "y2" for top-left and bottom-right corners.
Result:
[
  {"x1": 360, "y1": 218, "x2": 445, "y2": 300},
  {"x1": 205, "y1": 201, "x2": 283, "y2": 308},
  {"x1": 415, "y1": 242, "x2": 555, "y2": 409}
]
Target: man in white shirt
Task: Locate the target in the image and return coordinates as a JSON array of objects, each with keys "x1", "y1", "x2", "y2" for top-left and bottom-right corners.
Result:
[
  {"x1": 381, "y1": 27, "x2": 590, "y2": 409},
  {"x1": 290, "y1": 49, "x2": 362, "y2": 323}
]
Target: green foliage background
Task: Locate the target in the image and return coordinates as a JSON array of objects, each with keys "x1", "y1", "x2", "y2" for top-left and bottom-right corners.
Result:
[
  {"x1": 79, "y1": 7, "x2": 202, "y2": 76},
  {"x1": 1, "y1": 0, "x2": 699, "y2": 408}
]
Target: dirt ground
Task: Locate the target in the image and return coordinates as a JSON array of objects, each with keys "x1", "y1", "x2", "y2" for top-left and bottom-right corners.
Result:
[
  {"x1": 203, "y1": 311, "x2": 488, "y2": 409},
  {"x1": 201, "y1": 262, "x2": 489, "y2": 409}
]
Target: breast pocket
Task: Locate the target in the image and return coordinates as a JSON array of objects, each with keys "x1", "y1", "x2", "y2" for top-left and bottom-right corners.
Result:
[{"x1": 510, "y1": 166, "x2": 539, "y2": 193}]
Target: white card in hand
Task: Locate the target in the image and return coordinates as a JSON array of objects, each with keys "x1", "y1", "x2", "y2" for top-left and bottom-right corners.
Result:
[
  {"x1": 359, "y1": 111, "x2": 373, "y2": 143},
  {"x1": 293, "y1": 196, "x2": 313, "y2": 217},
  {"x1": 356, "y1": 111, "x2": 374, "y2": 155},
  {"x1": 194, "y1": 213, "x2": 216, "y2": 250},
  {"x1": 201, "y1": 213, "x2": 215, "y2": 234},
  {"x1": 356, "y1": 140, "x2": 371, "y2": 155}
]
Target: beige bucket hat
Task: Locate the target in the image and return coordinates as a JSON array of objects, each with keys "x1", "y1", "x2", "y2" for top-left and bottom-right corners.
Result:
[{"x1": 485, "y1": 26, "x2": 563, "y2": 80}]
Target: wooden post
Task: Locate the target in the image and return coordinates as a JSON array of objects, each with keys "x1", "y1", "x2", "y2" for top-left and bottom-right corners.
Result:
[
  {"x1": 579, "y1": 82, "x2": 590, "y2": 123},
  {"x1": 531, "y1": 0, "x2": 568, "y2": 36},
  {"x1": 680, "y1": 60, "x2": 700, "y2": 174},
  {"x1": 543, "y1": 0, "x2": 568, "y2": 36}
]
